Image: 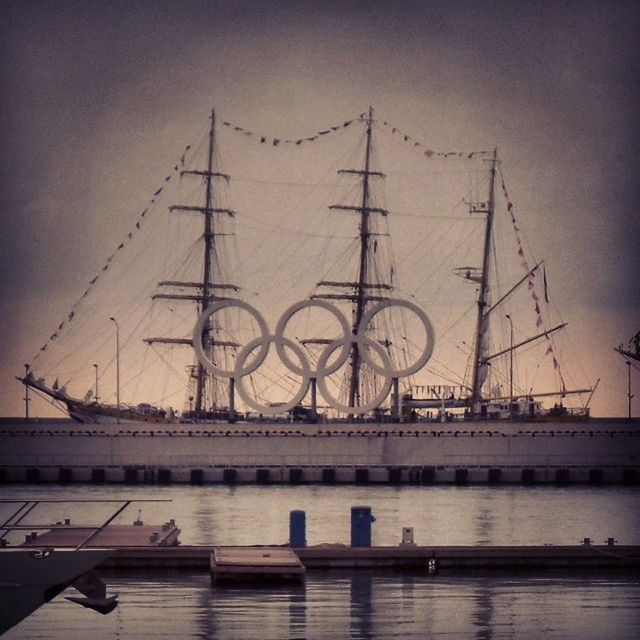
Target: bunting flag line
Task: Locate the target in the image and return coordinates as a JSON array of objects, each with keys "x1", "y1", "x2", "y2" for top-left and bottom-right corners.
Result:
[
  {"x1": 499, "y1": 170, "x2": 567, "y2": 394},
  {"x1": 221, "y1": 111, "x2": 491, "y2": 158},
  {"x1": 31, "y1": 140, "x2": 194, "y2": 365},
  {"x1": 380, "y1": 119, "x2": 490, "y2": 159},
  {"x1": 220, "y1": 115, "x2": 357, "y2": 147}
]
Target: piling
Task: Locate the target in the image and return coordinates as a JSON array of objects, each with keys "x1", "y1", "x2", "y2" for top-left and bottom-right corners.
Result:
[
  {"x1": 351, "y1": 506, "x2": 375, "y2": 548},
  {"x1": 289, "y1": 510, "x2": 306, "y2": 548}
]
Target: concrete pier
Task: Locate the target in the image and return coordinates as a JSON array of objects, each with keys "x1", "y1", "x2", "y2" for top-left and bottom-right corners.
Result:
[{"x1": 1, "y1": 417, "x2": 638, "y2": 485}]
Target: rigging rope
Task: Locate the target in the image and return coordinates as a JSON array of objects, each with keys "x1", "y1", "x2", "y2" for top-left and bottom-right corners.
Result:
[{"x1": 30, "y1": 142, "x2": 195, "y2": 367}]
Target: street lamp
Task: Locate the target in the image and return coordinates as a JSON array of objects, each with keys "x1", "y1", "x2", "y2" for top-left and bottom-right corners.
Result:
[
  {"x1": 24, "y1": 363, "x2": 30, "y2": 422},
  {"x1": 505, "y1": 314, "x2": 514, "y2": 418},
  {"x1": 109, "y1": 317, "x2": 120, "y2": 423},
  {"x1": 93, "y1": 363, "x2": 99, "y2": 403},
  {"x1": 627, "y1": 360, "x2": 634, "y2": 421}
]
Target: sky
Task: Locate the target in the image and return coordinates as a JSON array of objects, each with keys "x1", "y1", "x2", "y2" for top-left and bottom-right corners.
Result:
[{"x1": 1, "y1": 0, "x2": 638, "y2": 418}]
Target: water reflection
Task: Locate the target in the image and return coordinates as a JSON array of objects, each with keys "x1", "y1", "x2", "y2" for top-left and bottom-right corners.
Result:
[
  {"x1": 288, "y1": 581, "x2": 307, "y2": 638},
  {"x1": 4, "y1": 571, "x2": 640, "y2": 639},
  {"x1": 472, "y1": 579, "x2": 495, "y2": 640},
  {"x1": 350, "y1": 572, "x2": 373, "y2": 638}
]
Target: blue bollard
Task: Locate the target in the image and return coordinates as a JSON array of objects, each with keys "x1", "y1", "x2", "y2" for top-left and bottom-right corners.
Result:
[
  {"x1": 289, "y1": 510, "x2": 306, "y2": 547},
  {"x1": 351, "y1": 506, "x2": 376, "y2": 547}
]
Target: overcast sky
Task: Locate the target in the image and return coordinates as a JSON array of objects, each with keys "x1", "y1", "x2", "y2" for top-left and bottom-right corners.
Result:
[{"x1": 1, "y1": 0, "x2": 638, "y2": 417}]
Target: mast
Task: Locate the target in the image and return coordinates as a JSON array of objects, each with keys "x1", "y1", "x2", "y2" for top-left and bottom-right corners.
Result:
[
  {"x1": 194, "y1": 108, "x2": 216, "y2": 413},
  {"x1": 348, "y1": 106, "x2": 375, "y2": 409},
  {"x1": 470, "y1": 148, "x2": 498, "y2": 410},
  {"x1": 310, "y1": 106, "x2": 389, "y2": 412},
  {"x1": 146, "y1": 107, "x2": 239, "y2": 414}
]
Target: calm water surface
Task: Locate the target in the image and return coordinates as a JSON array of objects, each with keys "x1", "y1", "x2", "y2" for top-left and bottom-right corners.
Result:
[
  {"x1": 5, "y1": 571, "x2": 640, "y2": 639},
  {"x1": 1, "y1": 484, "x2": 639, "y2": 546},
  {"x1": 1, "y1": 484, "x2": 639, "y2": 638}
]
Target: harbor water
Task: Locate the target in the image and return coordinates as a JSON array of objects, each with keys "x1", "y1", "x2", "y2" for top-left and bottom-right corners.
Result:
[{"x1": 2, "y1": 484, "x2": 640, "y2": 638}]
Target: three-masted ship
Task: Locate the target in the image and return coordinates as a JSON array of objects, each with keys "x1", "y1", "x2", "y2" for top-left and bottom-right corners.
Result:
[{"x1": 19, "y1": 107, "x2": 593, "y2": 424}]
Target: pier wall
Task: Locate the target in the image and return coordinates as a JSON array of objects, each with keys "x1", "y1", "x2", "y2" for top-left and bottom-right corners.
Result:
[{"x1": 0, "y1": 418, "x2": 638, "y2": 485}]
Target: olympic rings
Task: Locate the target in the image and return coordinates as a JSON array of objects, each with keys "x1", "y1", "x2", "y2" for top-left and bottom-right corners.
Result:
[
  {"x1": 192, "y1": 299, "x2": 269, "y2": 378},
  {"x1": 315, "y1": 336, "x2": 395, "y2": 414},
  {"x1": 192, "y1": 297, "x2": 435, "y2": 415},
  {"x1": 234, "y1": 335, "x2": 311, "y2": 414},
  {"x1": 275, "y1": 299, "x2": 352, "y2": 377},
  {"x1": 359, "y1": 298, "x2": 435, "y2": 377}
]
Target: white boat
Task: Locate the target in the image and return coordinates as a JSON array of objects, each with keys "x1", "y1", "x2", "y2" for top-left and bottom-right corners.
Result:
[{"x1": 0, "y1": 547, "x2": 115, "y2": 634}]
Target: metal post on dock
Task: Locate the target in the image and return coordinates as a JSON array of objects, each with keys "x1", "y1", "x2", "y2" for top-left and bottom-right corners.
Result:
[
  {"x1": 351, "y1": 506, "x2": 375, "y2": 547},
  {"x1": 289, "y1": 510, "x2": 306, "y2": 547}
]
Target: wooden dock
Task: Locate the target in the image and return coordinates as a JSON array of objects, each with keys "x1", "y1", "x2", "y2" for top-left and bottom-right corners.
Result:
[
  {"x1": 19, "y1": 522, "x2": 180, "y2": 548},
  {"x1": 210, "y1": 547, "x2": 306, "y2": 583},
  {"x1": 95, "y1": 544, "x2": 640, "y2": 572}
]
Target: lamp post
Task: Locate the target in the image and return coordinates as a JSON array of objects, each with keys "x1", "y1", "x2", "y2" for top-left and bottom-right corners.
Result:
[
  {"x1": 93, "y1": 363, "x2": 99, "y2": 403},
  {"x1": 627, "y1": 360, "x2": 634, "y2": 420},
  {"x1": 505, "y1": 314, "x2": 514, "y2": 418},
  {"x1": 24, "y1": 363, "x2": 30, "y2": 422},
  {"x1": 109, "y1": 317, "x2": 120, "y2": 423}
]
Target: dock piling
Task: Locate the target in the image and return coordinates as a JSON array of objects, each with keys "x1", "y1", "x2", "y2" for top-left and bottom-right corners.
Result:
[
  {"x1": 289, "y1": 510, "x2": 306, "y2": 547},
  {"x1": 351, "y1": 506, "x2": 375, "y2": 547}
]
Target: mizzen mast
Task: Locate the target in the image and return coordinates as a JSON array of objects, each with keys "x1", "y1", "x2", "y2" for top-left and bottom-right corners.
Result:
[{"x1": 470, "y1": 148, "x2": 498, "y2": 412}]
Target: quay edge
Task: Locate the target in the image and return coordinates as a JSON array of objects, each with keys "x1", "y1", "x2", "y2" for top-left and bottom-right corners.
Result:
[{"x1": 1, "y1": 417, "x2": 638, "y2": 486}]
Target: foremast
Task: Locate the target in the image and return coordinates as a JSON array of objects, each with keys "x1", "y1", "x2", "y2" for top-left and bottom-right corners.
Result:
[
  {"x1": 470, "y1": 148, "x2": 498, "y2": 412},
  {"x1": 145, "y1": 108, "x2": 239, "y2": 414},
  {"x1": 195, "y1": 108, "x2": 217, "y2": 412}
]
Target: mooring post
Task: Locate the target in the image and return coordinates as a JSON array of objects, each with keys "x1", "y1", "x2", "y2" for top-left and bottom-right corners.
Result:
[
  {"x1": 289, "y1": 510, "x2": 306, "y2": 547},
  {"x1": 351, "y1": 506, "x2": 375, "y2": 547}
]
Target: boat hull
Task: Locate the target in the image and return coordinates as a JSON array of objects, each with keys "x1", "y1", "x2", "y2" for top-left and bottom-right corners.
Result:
[{"x1": 0, "y1": 548, "x2": 112, "y2": 634}]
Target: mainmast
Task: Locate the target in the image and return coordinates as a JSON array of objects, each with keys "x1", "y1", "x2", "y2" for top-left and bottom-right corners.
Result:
[
  {"x1": 470, "y1": 148, "x2": 498, "y2": 411},
  {"x1": 311, "y1": 106, "x2": 390, "y2": 411},
  {"x1": 348, "y1": 106, "x2": 375, "y2": 408}
]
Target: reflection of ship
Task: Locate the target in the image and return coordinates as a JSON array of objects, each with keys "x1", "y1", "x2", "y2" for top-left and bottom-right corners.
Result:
[{"x1": 19, "y1": 107, "x2": 595, "y2": 425}]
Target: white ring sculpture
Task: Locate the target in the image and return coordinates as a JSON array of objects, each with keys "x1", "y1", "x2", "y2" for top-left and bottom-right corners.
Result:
[{"x1": 192, "y1": 298, "x2": 435, "y2": 415}]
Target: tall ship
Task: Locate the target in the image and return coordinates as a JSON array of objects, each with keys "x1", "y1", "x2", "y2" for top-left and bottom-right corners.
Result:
[
  {"x1": 7, "y1": 107, "x2": 639, "y2": 486},
  {"x1": 19, "y1": 107, "x2": 596, "y2": 427}
]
